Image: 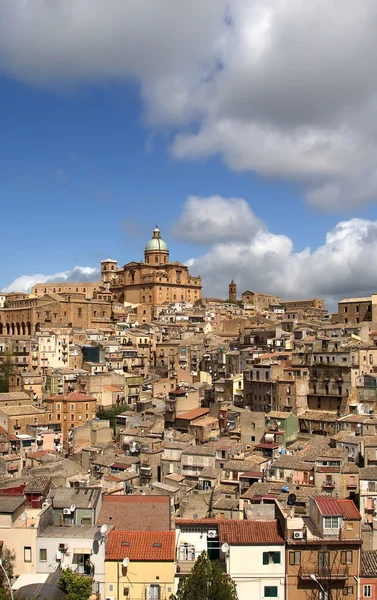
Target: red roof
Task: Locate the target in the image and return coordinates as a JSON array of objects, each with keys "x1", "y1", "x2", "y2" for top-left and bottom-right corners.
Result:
[
  {"x1": 110, "y1": 463, "x2": 131, "y2": 470},
  {"x1": 105, "y1": 530, "x2": 175, "y2": 561},
  {"x1": 254, "y1": 443, "x2": 279, "y2": 449},
  {"x1": 46, "y1": 392, "x2": 96, "y2": 401},
  {"x1": 176, "y1": 407, "x2": 209, "y2": 421},
  {"x1": 338, "y1": 499, "x2": 362, "y2": 520},
  {"x1": 313, "y1": 495, "x2": 343, "y2": 516},
  {"x1": 219, "y1": 520, "x2": 284, "y2": 545}
]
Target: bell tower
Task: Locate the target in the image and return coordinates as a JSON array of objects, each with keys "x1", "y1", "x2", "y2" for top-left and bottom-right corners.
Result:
[{"x1": 229, "y1": 279, "x2": 237, "y2": 303}]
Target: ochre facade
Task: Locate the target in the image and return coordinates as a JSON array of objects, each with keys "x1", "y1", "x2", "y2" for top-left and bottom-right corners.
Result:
[{"x1": 102, "y1": 226, "x2": 202, "y2": 321}]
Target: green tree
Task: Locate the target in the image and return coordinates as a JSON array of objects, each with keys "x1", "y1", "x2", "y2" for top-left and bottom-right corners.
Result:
[
  {"x1": 58, "y1": 568, "x2": 93, "y2": 600},
  {"x1": 0, "y1": 545, "x2": 15, "y2": 585},
  {"x1": 0, "y1": 349, "x2": 13, "y2": 393},
  {"x1": 173, "y1": 551, "x2": 238, "y2": 600},
  {"x1": 97, "y1": 403, "x2": 129, "y2": 431}
]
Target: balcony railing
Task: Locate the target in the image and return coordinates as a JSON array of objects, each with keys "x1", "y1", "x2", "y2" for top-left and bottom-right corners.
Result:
[
  {"x1": 322, "y1": 480, "x2": 335, "y2": 489},
  {"x1": 299, "y1": 564, "x2": 348, "y2": 581}
]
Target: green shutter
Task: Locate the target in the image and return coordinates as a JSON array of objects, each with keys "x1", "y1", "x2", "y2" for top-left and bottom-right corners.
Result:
[
  {"x1": 274, "y1": 552, "x2": 281, "y2": 564},
  {"x1": 263, "y1": 552, "x2": 269, "y2": 565}
]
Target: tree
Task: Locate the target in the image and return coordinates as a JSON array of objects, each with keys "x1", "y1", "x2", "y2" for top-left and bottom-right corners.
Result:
[
  {"x1": 173, "y1": 551, "x2": 238, "y2": 600},
  {"x1": 96, "y1": 403, "x2": 129, "y2": 431},
  {"x1": 58, "y1": 568, "x2": 93, "y2": 600},
  {"x1": 0, "y1": 349, "x2": 14, "y2": 393},
  {"x1": 0, "y1": 546, "x2": 15, "y2": 590}
]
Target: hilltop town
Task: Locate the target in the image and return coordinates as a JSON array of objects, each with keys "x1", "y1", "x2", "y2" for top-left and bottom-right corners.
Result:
[{"x1": 1, "y1": 226, "x2": 377, "y2": 599}]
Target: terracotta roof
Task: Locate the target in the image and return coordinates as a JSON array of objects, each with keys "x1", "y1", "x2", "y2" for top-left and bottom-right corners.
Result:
[
  {"x1": 313, "y1": 495, "x2": 343, "y2": 516},
  {"x1": 219, "y1": 520, "x2": 284, "y2": 545},
  {"x1": 103, "y1": 385, "x2": 123, "y2": 392},
  {"x1": 46, "y1": 392, "x2": 96, "y2": 401},
  {"x1": 105, "y1": 530, "x2": 175, "y2": 561},
  {"x1": 362, "y1": 551, "x2": 377, "y2": 577},
  {"x1": 176, "y1": 407, "x2": 209, "y2": 421},
  {"x1": 338, "y1": 499, "x2": 362, "y2": 520},
  {"x1": 97, "y1": 495, "x2": 171, "y2": 531}
]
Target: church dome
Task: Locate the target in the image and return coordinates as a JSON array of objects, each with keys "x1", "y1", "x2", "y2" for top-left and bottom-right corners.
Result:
[{"x1": 145, "y1": 226, "x2": 169, "y2": 252}]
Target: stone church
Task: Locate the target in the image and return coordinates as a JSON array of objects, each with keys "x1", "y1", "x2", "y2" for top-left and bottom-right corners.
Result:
[{"x1": 101, "y1": 226, "x2": 202, "y2": 321}]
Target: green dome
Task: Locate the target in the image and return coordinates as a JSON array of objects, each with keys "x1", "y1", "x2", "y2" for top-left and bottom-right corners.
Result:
[{"x1": 145, "y1": 226, "x2": 169, "y2": 252}]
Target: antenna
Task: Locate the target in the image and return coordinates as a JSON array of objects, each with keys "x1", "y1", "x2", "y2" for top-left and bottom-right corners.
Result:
[
  {"x1": 122, "y1": 557, "x2": 130, "y2": 568},
  {"x1": 101, "y1": 524, "x2": 108, "y2": 535}
]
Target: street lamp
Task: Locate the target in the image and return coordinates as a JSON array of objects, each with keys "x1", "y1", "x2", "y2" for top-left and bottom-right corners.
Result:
[
  {"x1": 0, "y1": 558, "x2": 14, "y2": 600},
  {"x1": 310, "y1": 574, "x2": 326, "y2": 597}
]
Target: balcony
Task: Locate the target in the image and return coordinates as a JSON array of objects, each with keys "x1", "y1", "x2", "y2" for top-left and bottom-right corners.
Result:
[
  {"x1": 347, "y1": 481, "x2": 357, "y2": 489},
  {"x1": 299, "y1": 565, "x2": 348, "y2": 581},
  {"x1": 322, "y1": 480, "x2": 335, "y2": 489}
]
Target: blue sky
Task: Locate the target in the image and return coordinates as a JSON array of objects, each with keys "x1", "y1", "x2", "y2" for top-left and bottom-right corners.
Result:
[{"x1": 2, "y1": 1, "x2": 377, "y2": 306}]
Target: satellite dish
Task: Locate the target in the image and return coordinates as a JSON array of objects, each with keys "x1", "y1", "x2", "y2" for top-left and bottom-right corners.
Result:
[
  {"x1": 193, "y1": 514, "x2": 198, "y2": 520},
  {"x1": 70, "y1": 504, "x2": 76, "y2": 512},
  {"x1": 122, "y1": 557, "x2": 130, "y2": 568},
  {"x1": 92, "y1": 540, "x2": 99, "y2": 555},
  {"x1": 94, "y1": 531, "x2": 102, "y2": 542},
  {"x1": 101, "y1": 524, "x2": 108, "y2": 535},
  {"x1": 21, "y1": 511, "x2": 28, "y2": 521},
  {"x1": 287, "y1": 493, "x2": 297, "y2": 506},
  {"x1": 221, "y1": 543, "x2": 230, "y2": 553}
]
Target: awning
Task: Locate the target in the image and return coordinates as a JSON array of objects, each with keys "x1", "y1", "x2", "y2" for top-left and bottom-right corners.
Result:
[{"x1": 73, "y1": 548, "x2": 91, "y2": 554}]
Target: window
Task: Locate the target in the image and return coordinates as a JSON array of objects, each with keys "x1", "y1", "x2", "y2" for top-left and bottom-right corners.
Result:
[
  {"x1": 341, "y1": 550, "x2": 353, "y2": 564},
  {"x1": 57, "y1": 413, "x2": 61, "y2": 420},
  {"x1": 24, "y1": 547, "x2": 32, "y2": 562},
  {"x1": 289, "y1": 551, "x2": 301, "y2": 565},
  {"x1": 347, "y1": 522, "x2": 354, "y2": 531},
  {"x1": 263, "y1": 551, "x2": 281, "y2": 565},
  {"x1": 149, "y1": 585, "x2": 161, "y2": 600},
  {"x1": 70, "y1": 404, "x2": 75, "y2": 411},
  {"x1": 370, "y1": 354, "x2": 374, "y2": 365},
  {"x1": 78, "y1": 308, "x2": 82, "y2": 317},
  {"x1": 108, "y1": 584, "x2": 114, "y2": 593},
  {"x1": 343, "y1": 587, "x2": 353, "y2": 596},
  {"x1": 56, "y1": 403, "x2": 61, "y2": 410},
  {"x1": 364, "y1": 585, "x2": 372, "y2": 598},
  {"x1": 324, "y1": 517, "x2": 339, "y2": 528},
  {"x1": 71, "y1": 414, "x2": 75, "y2": 421},
  {"x1": 264, "y1": 587, "x2": 278, "y2": 598},
  {"x1": 368, "y1": 481, "x2": 376, "y2": 492},
  {"x1": 39, "y1": 548, "x2": 47, "y2": 562}
]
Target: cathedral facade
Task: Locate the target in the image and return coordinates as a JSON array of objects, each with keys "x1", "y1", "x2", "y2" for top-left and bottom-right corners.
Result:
[{"x1": 101, "y1": 226, "x2": 202, "y2": 321}]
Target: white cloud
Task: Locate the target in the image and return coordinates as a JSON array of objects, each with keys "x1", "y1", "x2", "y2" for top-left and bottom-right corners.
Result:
[
  {"x1": 2, "y1": 1, "x2": 377, "y2": 207},
  {"x1": 180, "y1": 196, "x2": 377, "y2": 308},
  {"x1": 3, "y1": 266, "x2": 99, "y2": 293},
  {"x1": 173, "y1": 195, "x2": 263, "y2": 245}
]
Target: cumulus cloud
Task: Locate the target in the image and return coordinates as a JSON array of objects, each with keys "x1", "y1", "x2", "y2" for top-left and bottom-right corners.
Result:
[
  {"x1": 173, "y1": 195, "x2": 263, "y2": 244},
  {"x1": 181, "y1": 196, "x2": 377, "y2": 308},
  {"x1": 1, "y1": 1, "x2": 377, "y2": 207},
  {"x1": 3, "y1": 266, "x2": 99, "y2": 293}
]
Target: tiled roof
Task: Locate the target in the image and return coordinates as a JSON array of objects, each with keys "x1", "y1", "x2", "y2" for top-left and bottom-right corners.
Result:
[
  {"x1": 313, "y1": 496, "x2": 343, "y2": 516},
  {"x1": 176, "y1": 408, "x2": 209, "y2": 421},
  {"x1": 97, "y1": 495, "x2": 171, "y2": 531},
  {"x1": 105, "y1": 530, "x2": 175, "y2": 561},
  {"x1": 362, "y1": 550, "x2": 377, "y2": 577},
  {"x1": 24, "y1": 476, "x2": 51, "y2": 494},
  {"x1": 46, "y1": 392, "x2": 96, "y2": 401},
  {"x1": 360, "y1": 467, "x2": 377, "y2": 481},
  {"x1": 338, "y1": 499, "x2": 361, "y2": 520},
  {"x1": 219, "y1": 520, "x2": 284, "y2": 545}
]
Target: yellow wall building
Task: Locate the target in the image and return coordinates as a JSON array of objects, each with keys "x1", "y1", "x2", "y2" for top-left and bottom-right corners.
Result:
[{"x1": 105, "y1": 530, "x2": 175, "y2": 600}]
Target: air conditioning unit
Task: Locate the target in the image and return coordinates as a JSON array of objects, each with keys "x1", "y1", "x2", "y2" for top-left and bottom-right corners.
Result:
[
  {"x1": 63, "y1": 508, "x2": 71, "y2": 515},
  {"x1": 293, "y1": 531, "x2": 304, "y2": 539},
  {"x1": 207, "y1": 530, "x2": 218, "y2": 538},
  {"x1": 59, "y1": 543, "x2": 67, "y2": 552}
]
